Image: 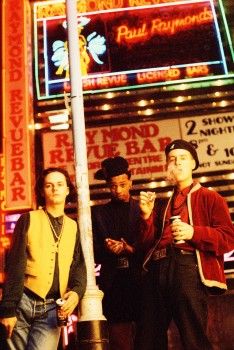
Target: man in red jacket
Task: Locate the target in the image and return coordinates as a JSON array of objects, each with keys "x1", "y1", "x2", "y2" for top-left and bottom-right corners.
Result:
[{"x1": 137, "y1": 139, "x2": 234, "y2": 350}]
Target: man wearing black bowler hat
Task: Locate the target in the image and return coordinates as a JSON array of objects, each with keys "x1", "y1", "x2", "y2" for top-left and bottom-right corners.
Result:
[
  {"x1": 138, "y1": 139, "x2": 234, "y2": 350},
  {"x1": 91, "y1": 156, "x2": 142, "y2": 350}
]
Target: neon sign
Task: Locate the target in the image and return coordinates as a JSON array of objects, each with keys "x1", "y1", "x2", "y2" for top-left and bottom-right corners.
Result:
[
  {"x1": 34, "y1": 0, "x2": 234, "y2": 99},
  {"x1": 51, "y1": 17, "x2": 107, "y2": 78},
  {"x1": 116, "y1": 6, "x2": 213, "y2": 42}
]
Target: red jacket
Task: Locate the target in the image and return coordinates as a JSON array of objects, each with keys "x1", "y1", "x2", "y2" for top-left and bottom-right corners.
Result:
[{"x1": 140, "y1": 183, "x2": 234, "y2": 292}]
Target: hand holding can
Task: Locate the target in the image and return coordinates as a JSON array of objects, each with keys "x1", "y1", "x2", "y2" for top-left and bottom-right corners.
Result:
[
  {"x1": 170, "y1": 215, "x2": 185, "y2": 244},
  {"x1": 56, "y1": 298, "x2": 68, "y2": 326}
]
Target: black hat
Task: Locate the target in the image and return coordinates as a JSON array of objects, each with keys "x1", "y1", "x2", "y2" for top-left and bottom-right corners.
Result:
[
  {"x1": 165, "y1": 139, "x2": 199, "y2": 170},
  {"x1": 94, "y1": 156, "x2": 130, "y2": 180}
]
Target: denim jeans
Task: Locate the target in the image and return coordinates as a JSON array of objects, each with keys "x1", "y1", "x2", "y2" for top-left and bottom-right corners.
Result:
[{"x1": 7, "y1": 292, "x2": 61, "y2": 350}]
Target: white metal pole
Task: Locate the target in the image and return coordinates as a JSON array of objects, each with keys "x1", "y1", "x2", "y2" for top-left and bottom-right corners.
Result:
[
  {"x1": 65, "y1": 1, "x2": 108, "y2": 348},
  {"x1": 65, "y1": 0, "x2": 95, "y2": 291}
]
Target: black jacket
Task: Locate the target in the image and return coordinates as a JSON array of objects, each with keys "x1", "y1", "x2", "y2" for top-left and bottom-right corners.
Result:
[{"x1": 91, "y1": 197, "x2": 143, "y2": 321}]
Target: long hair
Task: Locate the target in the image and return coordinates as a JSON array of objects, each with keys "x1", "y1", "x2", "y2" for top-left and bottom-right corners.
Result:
[{"x1": 35, "y1": 167, "x2": 77, "y2": 206}]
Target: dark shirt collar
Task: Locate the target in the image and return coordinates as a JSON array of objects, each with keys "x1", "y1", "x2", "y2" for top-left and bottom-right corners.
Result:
[
  {"x1": 174, "y1": 182, "x2": 194, "y2": 196},
  {"x1": 44, "y1": 208, "x2": 64, "y2": 225}
]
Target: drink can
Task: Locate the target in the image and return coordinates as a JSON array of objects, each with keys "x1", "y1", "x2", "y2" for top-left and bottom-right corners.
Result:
[
  {"x1": 56, "y1": 298, "x2": 68, "y2": 326},
  {"x1": 170, "y1": 215, "x2": 181, "y2": 223},
  {"x1": 170, "y1": 215, "x2": 185, "y2": 244}
]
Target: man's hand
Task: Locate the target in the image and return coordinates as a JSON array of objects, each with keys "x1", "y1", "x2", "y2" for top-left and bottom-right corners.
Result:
[
  {"x1": 0, "y1": 316, "x2": 17, "y2": 338},
  {"x1": 121, "y1": 238, "x2": 135, "y2": 254},
  {"x1": 171, "y1": 221, "x2": 194, "y2": 242},
  {"x1": 105, "y1": 238, "x2": 134, "y2": 255},
  {"x1": 62, "y1": 291, "x2": 79, "y2": 317},
  {"x1": 139, "y1": 191, "x2": 156, "y2": 220}
]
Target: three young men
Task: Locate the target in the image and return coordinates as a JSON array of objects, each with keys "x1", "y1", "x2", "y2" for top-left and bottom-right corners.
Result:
[{"x1": 1, "y1": 140, "x2": 233, "y2": 350}]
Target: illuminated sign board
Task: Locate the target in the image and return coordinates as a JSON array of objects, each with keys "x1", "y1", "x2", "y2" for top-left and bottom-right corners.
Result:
[
  {"x1": 3, "y1": 0, "x2": 35, "y2": 210},
  {"x1": 34, "y1": 0, "x2": 234, "y2": 99},
  {"x1": 42, "y1": 112, "x2": 234, "y2": 184}
]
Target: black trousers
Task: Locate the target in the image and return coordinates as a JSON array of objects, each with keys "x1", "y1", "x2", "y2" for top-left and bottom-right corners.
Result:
[
  {"x1": 0, "y1": 324, "x2": 8, "y2": 350},
  {"x1": 136, "y1": 251, "x2": 213, "y2": 350}
]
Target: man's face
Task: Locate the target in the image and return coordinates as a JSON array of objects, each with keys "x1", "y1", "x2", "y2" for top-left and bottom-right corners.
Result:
[
  {"x1": 43, "y1": 171, "x2": 69, "y2": 206},
  {"x1": 108, "y1": 173, "x2": 132, "y2": 202},
  {"x1": 166, "y1": 149, "x2": 195, "y2": 185}
]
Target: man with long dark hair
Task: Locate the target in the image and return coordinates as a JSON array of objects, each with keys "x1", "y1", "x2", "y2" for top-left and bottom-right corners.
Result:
[{"x1": 0, "y1": 167, "x2": 86, "y2": 350}]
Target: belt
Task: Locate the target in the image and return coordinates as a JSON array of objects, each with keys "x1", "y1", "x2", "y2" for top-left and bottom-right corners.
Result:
[
  {"x1": 151, "y1": 246, "x2": 194, "y2": 261},
  {"x1": 116, "y1": 256, "x2": 129, "y2": 269},
  {"x1": 24, "y1": 288, "x2": 55, "y2": 305},
  {"x1": 176, "y1": 249, "x2": 194, "y2": 255},
  {"x1": 151, "y1": 247, "x2": 169, "y2": 261}
]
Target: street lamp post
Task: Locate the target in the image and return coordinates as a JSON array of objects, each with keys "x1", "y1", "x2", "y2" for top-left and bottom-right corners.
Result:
[{"x1": 65, "y1": 1, "x2": 109, "y2": 349}]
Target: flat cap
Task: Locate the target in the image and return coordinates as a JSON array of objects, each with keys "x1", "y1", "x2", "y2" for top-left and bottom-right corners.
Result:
[{"x1": 165, "y1": 139, "x2": 199, "y2": 170}]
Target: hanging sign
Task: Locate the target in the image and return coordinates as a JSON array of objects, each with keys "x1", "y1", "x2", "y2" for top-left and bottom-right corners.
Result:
[{"x1": 3, "y1": 0, "x2": 34, "y2": 210}]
